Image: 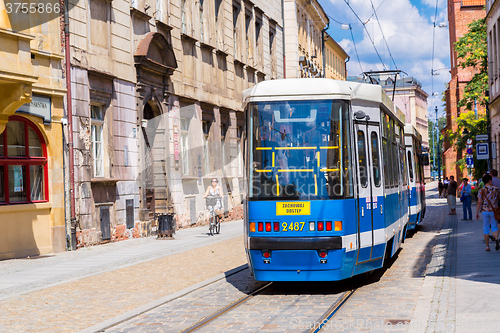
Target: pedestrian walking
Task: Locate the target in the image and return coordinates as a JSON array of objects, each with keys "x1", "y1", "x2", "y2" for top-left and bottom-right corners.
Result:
[
  {"x1": 461, "y1": 178, "x2": 473, "y2": 220},
  {"x1": 490, "y1": 169, "x2": 500, "y2": 190},
  {"x1": 447, "y1": 175, "x2": 457, "y2": 215},
  {"x1": 478, "y1": 171, "x2": 487, "y2": 190},
  {"x1": 443, "y1": 177, "x2": 449, "y2": 197},
  {"x1": 438, "y1": 180, "x2": 444, "y2": 198},
  {"x1": 476, "y1": 174, "x2": 500, "y2": 251}
]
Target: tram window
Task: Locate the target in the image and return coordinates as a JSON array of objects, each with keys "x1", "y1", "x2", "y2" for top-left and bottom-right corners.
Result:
[
  {"x1": 402, "y1": 148, "x2": 408, "y2": 186},
  {"x1": 357, "y1": 131, "x2": 368, "y2": 188},
  {"x1": 381, "y1": 112, "x2": 390, "y2": 189},
  {"x1": 390, "y1": 119, "x2": 396, "y2": 187},
  {"x1": 382, "y1": 136, "x2": 389, "y2": 188},
  {"x1": 247, "y1": 99, "x2": 353, "y2": 200},
  {"x1": 371, "y1": 132, "x2": 381, "y2": 187},
  {"x1": 408, "y1": 150, "x2": 414, "y2": 182}
]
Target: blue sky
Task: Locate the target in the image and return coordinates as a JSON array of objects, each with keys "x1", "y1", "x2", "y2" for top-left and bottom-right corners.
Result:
[{"x1": 318, "y1": 0, "x2": 451, "y2": 120}]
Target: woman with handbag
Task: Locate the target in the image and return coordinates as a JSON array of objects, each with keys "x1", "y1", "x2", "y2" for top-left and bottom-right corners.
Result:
[{"x1": 476, "y1": 174, "x2": 500, "y2": 251}]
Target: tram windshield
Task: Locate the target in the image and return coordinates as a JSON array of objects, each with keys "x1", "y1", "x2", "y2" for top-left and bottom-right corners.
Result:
[{"x1": 247, "y1": 100, "x2": 353, "y2": 200}]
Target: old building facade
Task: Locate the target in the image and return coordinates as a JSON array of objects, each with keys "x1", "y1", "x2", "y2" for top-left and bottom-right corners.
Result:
[
  {"x1": 324, "y1": 32, "x2": 348, "y2": 80},
  {"x1": 68, "y1": 0, "x2": 284, "y2": 246},
  {"x1": 443, "y1": 0, "x2": 485, "y2": 180},
  {"x1": 389, "y1": 78, "x2": 431, "y2": 180},
  {"x1": 283, "y1": 0, "x2": 328, "y2": 78},
  {"x1": 486, "y1": 0, "x2": 500, "y2": 170},
  {"x1": 0, "y1": 0, "x2": 66, "y2": 259}
]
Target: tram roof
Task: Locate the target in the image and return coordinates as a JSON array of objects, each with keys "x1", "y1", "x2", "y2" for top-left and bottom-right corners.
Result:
[{"x1": 243, "y1": 78, "x2": 404, "y2": 123}]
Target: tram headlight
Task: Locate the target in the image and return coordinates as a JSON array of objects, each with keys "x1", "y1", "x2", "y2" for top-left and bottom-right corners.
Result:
[{"x1": 309, "y1": 221, "x2": 315, "y2": 231}]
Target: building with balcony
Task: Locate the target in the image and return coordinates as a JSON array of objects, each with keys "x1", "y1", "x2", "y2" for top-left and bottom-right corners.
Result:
[{"x1": 67, "y1": 0, "x2": 284, "y2": 247}]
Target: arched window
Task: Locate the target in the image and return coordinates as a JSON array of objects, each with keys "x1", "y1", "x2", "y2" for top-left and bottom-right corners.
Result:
[{"x1": 0, "y1": 116, "x2": 48, "y2": 204}]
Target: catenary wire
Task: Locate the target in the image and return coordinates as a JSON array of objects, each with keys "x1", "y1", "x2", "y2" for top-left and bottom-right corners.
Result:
[
  {"x1": 343, "y1": 0, "x2": 387, "y2": 70},
  {"x1": 369, "y1": 0, "x2": 398, "y2": 69}
]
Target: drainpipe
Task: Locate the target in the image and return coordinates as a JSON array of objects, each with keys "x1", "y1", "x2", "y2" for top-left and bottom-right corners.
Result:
[
  {"x1": 65, "y1": 0, "x2": 77, "y2": 250},
  {"x1": 322, "y1": 24, "x2": 328, "y2": 78},
  {"x1": 282, "y1": 0, "x2": 286, "y2": 78}
]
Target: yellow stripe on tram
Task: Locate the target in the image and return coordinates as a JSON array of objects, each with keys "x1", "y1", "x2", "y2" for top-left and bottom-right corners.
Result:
[
  {"x1": 256, "y1": 147, "x2": 272, "y2": 150},
  {"x1": 272, "y1": 152, "x2": 275, "y2": 167},
  {"x1": 317, "y1": 151, "x2": 320, "y2": 167},
  {"x1": 255, "y1": 170, "x2": 273, "y2": 173},
  {"x1": 320, "y1": 168, "x2": 340, "y2": 172},
  {"x1": 320, "y1": 146, "x2": 339, "y2": 149},
  {"x1": 275, "y1": 147, "x2": 316, "y2": 150},
  {"x1": 314, "y1": 174, "x2": 318, "y2": 195},
  {"x1": 278, "y1": 169, "x2": 314, "y2": 172},
  {"x1": 276, "y1": 174, "x2": 280, "y2": 196}
]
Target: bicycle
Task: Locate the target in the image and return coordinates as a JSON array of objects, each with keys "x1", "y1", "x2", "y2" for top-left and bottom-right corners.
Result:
[{"x1": 205, "y1": 195, "x2": 221, "y2": 236}]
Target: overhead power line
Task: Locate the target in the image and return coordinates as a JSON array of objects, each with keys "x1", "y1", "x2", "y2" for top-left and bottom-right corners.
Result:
[
  {"x1": 369, "y1": 0, "x2": 398, "y2": 70},
  {"x1": 342, "y1": 0, "x2": 387, "y2": 70}
]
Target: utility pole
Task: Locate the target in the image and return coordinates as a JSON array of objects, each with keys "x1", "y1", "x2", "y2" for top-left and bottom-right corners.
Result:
[{"x1": 436, "y1": 106, "x2": 441, "y2": 181}]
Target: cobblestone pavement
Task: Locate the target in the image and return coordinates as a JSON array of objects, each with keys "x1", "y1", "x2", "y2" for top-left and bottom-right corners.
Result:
[
  {"x1": 0, "y1": 234, "x2": 247, "y2": 333},
  {"x1": 106, "y1": 269, "x2": 364, "y2": 333},
  {"x1": 102, "y1": 184, "x2": 452, "y2": 333},
  {"x1": 4, "y1": 182, "x2": 496, "y2": 333}
]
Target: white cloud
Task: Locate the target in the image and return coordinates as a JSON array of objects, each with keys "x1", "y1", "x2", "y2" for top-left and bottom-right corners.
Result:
[{"x1": 322, "y1": 0, "x2": 451, "y2": 114}]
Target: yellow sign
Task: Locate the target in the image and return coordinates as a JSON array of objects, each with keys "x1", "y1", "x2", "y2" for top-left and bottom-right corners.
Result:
[{"x1": 276, "y1": 202, "x2": 311, "y2": 215}]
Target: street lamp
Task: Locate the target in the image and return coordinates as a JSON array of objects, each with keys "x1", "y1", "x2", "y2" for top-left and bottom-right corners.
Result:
[{"x1": 435, "y1": 106, "x2": 441, "y2": 181}]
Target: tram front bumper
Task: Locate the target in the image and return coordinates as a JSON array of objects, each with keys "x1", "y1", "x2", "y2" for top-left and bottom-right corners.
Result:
[{"x1": 249, "y1": 236, "x2": 342, "y2": 250}]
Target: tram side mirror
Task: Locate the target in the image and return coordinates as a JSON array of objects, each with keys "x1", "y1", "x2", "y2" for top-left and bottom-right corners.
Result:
[
  {"x1": 354, "y1": 110, "x2": 366, "y2": 119},
  {"x1": 421, "y1": 153, "x2": 430, "y2": 166}
]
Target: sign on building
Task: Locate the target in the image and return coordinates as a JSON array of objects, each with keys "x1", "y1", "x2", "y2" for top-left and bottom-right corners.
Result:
[
  {"x1": 17, "y1": 95, "x2": 52, "y2": 124},
  {"x1": 476, "y1": 134, "x2": 488, "y2": 141},
  {"x1": 476, "y1": 143, "x2": 489, "y2": 160}
]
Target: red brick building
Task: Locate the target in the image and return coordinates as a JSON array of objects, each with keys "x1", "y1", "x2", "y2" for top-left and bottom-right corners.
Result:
[{"x1": 443, "y1": 0, "x2": 485, "y2": 180}]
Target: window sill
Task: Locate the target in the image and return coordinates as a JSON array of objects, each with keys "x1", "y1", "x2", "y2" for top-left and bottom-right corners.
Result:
[
  {"x1": 130, "y1": 7, "x2": 152, "y2": 21},
  {"x1": 181, "y1": 33, "x2": 197, "y2": 43},
  {"x1": 0, "y1": 201, "x2": 51, "y2": 213},
  {"x1": 181, "y1": 176, "x2": 199, "y2": 181},
  {"x1": 91, "y1": 178, "x2": 119, "y2": 185},
  {"x1": 155, "y1": 20, "x2": 173, "y2": 31}
]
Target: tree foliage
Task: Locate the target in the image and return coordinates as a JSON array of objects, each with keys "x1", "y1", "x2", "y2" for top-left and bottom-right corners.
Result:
[
  {"x1": 446, "y1": 111, "x2": 488, "y2": 178},
  {"x1": 428, "y1": 116, "x2": 446, "y2": 169},
  {"x1": 454, "y1": 18, "x2": 488, "y2": 110}
]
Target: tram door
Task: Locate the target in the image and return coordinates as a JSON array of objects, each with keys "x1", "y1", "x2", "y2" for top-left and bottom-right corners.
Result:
[{"x1": 355, "y1": 123, "x2": 384, "y2": 263}]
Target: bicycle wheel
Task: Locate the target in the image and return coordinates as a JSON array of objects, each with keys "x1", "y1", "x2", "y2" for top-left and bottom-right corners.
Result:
[
  {"x1": 209, "y1": 214, "x2": 214, "y2": 236},
  {"x1": 215, "y1": 215, "x2": 221, "y2": 234}
]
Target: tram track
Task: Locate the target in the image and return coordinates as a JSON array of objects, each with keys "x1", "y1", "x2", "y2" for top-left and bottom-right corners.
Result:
[
  {"x1": 177, "y1": 281, "x2": 358, "y2": 333},
  {"x1": 179, "y1": 282, "x2": 273, "y2": 333},
  {"x1": 100, "y1": 266, "x2": 364, "y2": 333},
  {"x1": 308, "y1": 288, "x2": 357, "y2": 333}
]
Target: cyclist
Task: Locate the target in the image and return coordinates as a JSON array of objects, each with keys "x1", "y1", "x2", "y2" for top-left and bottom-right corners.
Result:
[{"x1": 203, "y1": 178, "x2": 223, "y2": 235}]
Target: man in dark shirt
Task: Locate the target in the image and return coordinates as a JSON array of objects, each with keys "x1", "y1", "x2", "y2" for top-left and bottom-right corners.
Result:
[{"x1": 447, "y1": 175, "x2": 458, "y2": 215}]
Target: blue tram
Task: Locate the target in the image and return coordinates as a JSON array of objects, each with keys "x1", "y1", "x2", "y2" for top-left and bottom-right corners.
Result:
[
  {"x1": 404, "y1": 125, "x2": 426, "y2": 231},
  {"x1": 242, "y1": 78, "x2": 410, "y2": 281}
]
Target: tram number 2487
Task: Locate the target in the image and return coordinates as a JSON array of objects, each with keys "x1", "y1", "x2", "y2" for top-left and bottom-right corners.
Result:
[{"x1": 282, "y1": 221, "x2": 305, "y2": 232}]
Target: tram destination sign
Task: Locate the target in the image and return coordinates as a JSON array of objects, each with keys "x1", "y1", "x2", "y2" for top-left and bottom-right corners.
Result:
[{"x1": 276, "y1": 202, "x2": 311, "y2": 215}]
